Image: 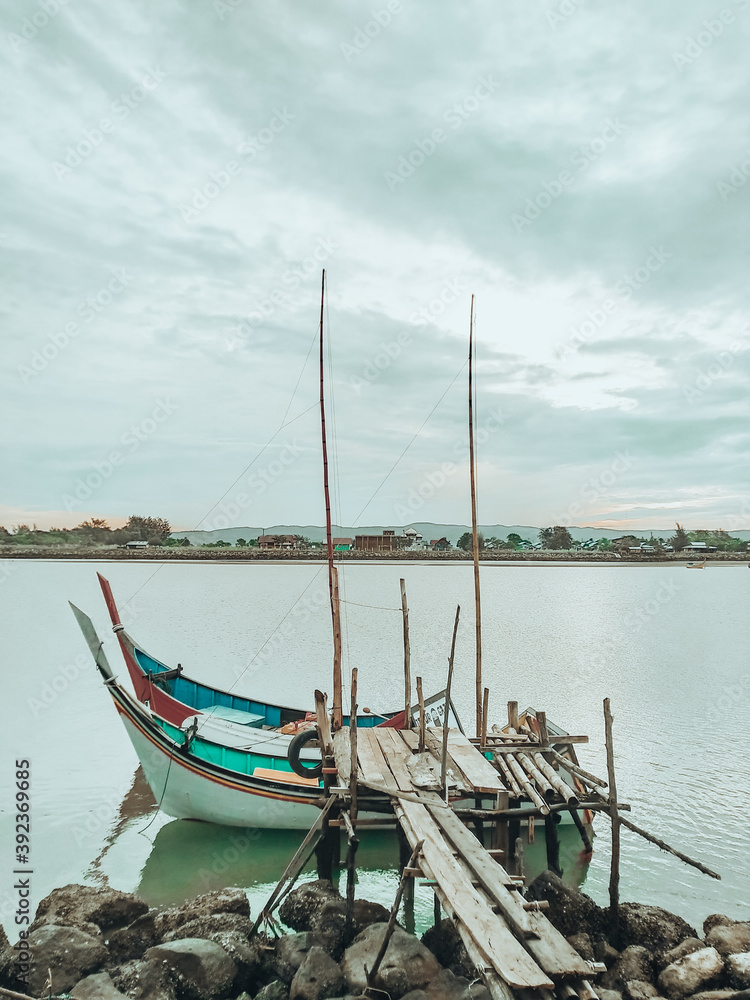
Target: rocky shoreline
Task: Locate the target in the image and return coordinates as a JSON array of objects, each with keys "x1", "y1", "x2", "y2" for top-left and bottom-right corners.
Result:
[{"x1": 1, "y1": 875, "x2": 748, "y2": 1000}]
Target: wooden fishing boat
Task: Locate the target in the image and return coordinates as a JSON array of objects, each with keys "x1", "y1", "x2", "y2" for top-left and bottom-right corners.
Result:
[{"x1": 686, "y1": 559, "x2": 706, "y2": 569}]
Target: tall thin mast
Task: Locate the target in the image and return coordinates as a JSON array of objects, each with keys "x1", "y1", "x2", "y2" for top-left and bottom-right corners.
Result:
[
  {"x1": 319, "y1": 270, "x2": 343, "y2": 730},
  {"x1": 468, "y1": 295, "x2": 482, "y2": 739}
]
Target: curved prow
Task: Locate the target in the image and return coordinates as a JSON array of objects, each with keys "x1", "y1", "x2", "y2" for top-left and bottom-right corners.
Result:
[
  {"x1": 97, "y1": 572, "x2": 124, "y2": 631},
  {"x1": 69, "y1": 602, "x2": 115, "y2": 682}
]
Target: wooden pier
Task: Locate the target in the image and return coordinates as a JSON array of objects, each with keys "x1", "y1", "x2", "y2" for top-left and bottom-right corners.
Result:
[{"x1": 318, "y1": 698, "x2": 614, "y2": 1000}]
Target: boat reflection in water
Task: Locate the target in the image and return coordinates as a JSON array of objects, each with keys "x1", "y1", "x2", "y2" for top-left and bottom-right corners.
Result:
[{"x1": 95, "y1": 769, "x2": 593, "y2": 933}]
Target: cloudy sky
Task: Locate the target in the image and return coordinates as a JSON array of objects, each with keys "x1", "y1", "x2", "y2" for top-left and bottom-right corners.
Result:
[{"x1": 3, "y1": 0, "x2": 749, "y2": 534}]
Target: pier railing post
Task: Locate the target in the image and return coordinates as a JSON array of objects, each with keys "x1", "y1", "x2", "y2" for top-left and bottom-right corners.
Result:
[{"x1": 604, "y1": 697, "x2": 621, "y2": 944}]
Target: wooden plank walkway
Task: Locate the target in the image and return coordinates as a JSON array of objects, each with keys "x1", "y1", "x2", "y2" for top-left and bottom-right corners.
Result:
[{"x1": 333, "y1": 727, "x2": 596, "y2": 1000}]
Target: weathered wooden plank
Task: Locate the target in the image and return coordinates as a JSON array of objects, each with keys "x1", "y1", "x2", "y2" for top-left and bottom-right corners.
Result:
[
  {"x1": 399, "y1": 728, "x2": 420, "y2": 751},
  {"x1": 439, "y1": 728, "x2": 509, "y2": 794},
  {"x1": 375, "y1": 728, "x2": 415, "y2": 791},
  {"x1": 355, "y1": 728, "x2": 391, "y2": 786},
  {"x1": 422, "y1": 731, "x2": 474, "y2": 795},
  {"x1": 358, "y1": 729, "x2": 400, "y2": 794},
  {"x1": 333, "y1": 727, "x2": 351, "y2": 784},
  {"x1": 395, "y1": 797, "x2": 553, "y2": 990}
]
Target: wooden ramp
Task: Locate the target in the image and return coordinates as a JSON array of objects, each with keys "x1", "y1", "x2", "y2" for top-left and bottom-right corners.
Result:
[{"x1": 333, "y1": 726, "x2": 598, "y2": 1000}]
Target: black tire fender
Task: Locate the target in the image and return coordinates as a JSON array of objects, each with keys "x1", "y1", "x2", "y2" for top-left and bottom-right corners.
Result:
[{"x1": 288, "y1": 728, "x2": 323, "y2": 779}]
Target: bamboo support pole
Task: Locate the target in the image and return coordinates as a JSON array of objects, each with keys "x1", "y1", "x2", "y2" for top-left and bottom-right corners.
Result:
[
  {"x1": 494, "y1": 754, "x2": 523, "y2": 797},
  {"x1": 507, "y1": 700, "x2": 519, "y2": 730},
  {"x1": 417, "y1": 676, "x2": 426, "y2": 753},
  {"x1": 350, "y1": 669, "x2": 358, "y2": 823},
  {"x1": 604, "y1": 697, "x2": 620, "y2": 939},
  {"x1": 617, "y1": 815, "x2": 721, "y2": 879},
  {"x1": 400, "y1": 578, "x2": 411, "y2": 728},
  {"x1": 536, "y1": 710, "x2": 549, "y2": 744},
  {"x1": 505, "y1": 753, "x2": 550, "y2": 814},
  {"x1": 515, "y1": 751, "x2": 556, "y2": 800},
  {"x1": 548, "y1": 747, "x2": 607, "y2": 789},
  {"x1": 481, "y1": 687, "x2": 489, "y2": 748},
  {"x1": 366, "y1": 840, "x2": 424, "y2": 989},
  {"x1": 331, "y1": 567, "x2": 343, "y2": 732},
  {"x1": 568, "y1": 806, "x2": 593, "y2": 852},
  {"x1": 467, "y1": 294, "x2": 482, "y2": 739},
  {"x1": 441, "y1": 605, "x2": 461, "y2": 791},
  {"x1": 544, "y1": 812, "x2": 563, "y2": 877},
  {"x1": 530, "y1": 751, "x2": 580, "y2": 805}
]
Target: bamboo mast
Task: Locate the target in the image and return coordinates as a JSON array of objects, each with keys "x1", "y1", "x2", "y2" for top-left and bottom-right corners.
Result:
[
  {"x1": 319, "y1": 269, "x2": 343, "y2": 731},
  {"x1": 468, "y1": 295, "x2": 482, "y2": 738}
]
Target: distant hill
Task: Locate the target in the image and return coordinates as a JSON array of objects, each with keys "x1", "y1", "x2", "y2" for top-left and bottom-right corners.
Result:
[{"x1": 171, "y1": 522, "x2": 750, "y2": 546}]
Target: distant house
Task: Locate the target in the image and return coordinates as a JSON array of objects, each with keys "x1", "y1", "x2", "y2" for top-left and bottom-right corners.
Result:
[
  {"x1": 258, "y1": 534, "x2": 299, "y2": 550},
  {"x1": 332, "y1": 538, "x2": 353, "y2": 551},
  {"x1": 124, "y1": 540, "x2": 149, "y2": 549},
  {"x1": 684, "y1": 541, "x2": 716, "y2": 553},
  {"x1": 354, "y1": 534, "x2": 396, "y2": 552},
  {"x1": 430, "y1": 537, "x2": 451, "y2": 551}
]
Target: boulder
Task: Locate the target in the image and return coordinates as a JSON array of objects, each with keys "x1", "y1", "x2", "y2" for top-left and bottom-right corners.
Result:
[
  {"x1": 422, "y1": 919, "x2": 475, "y2": 978},
  {"x1": 402, "y1": 992, "x2": 431, "y2": 1000},
  {"x1": 15, "y1": 923, "x2": 108, "y2": 996},
  {"x1": 525, "y1": 870, "x2": 605, "y2": 937},
  {"x1": 279, "y1": 881, "x2": 343, "y2": 931},
  {"x1": 727, "y1": 953, "x2": 750, "y2": 989},
  {"x1": 0, "y1": 925, "x2": 8, "y2": 952},
  {"x1": 598, "y1": 991, "x2": 624, "y2": 1000},
  {"x1": 602, "y1": 946, "x2": 655, "y2": 990},
  {"x1": 31, "y1": 884, "x2": 148, "y2": 936},
  {"x1": 205, "y1": 931, "x2": 271, "y2": 994},
  {"x1": 567, "y1": 932, "x2": 595, "y2": 961},
  {"x1": 594, "y1": 937, "x2": 621, "y2": 968},
  {"x1": 275, "y1": 931, "x2": 329, "y2": 984},
  {"x1": 618, "y1": 904, "x2": 698, "y2": 954},
  {"x1": 154, "y1": 888, "x2": 250, "y2": 939},
  {"x1": 255, "y1": 980, "x2": 291, "y2": 1000},
  {"x1": 161, "y1": 911, "x2": 253, "y2": 943},
  {"x1": 309, "y1": 898, "x2": 392, "y2": 959},
  {"x1": 145, "y1": 938, "x2": 237, "y2": 1000},
  {"x1": 623, "y1": 982, "x2": 660, "y2": 1000},
  {"x1": 71, "y1": 970, "x2": 130, "y2": 998},
  {"x1": 689, "y1": 992, "x2": 742, "y2": 1000},
  {"x1": 425, "y1": 968, "x2": 490, "y2": 1000},
  {"x1": 113, "y1": 957, "x2": 177, "y2": 999},
  {"x1": 658, "y1": 946, "x2": 724, "y2": 1000},
  {"x1": 704, "y1": 915, "x2": 735, "y2": 936},
  {"x1": 342, "y1": 924, "x2": 441, "y2": 997},
  {"x1": 105, "y1": 912, "x2": 159, "y2": 963},
  {"x1": 659, "y1": 939, "x2": 706, "y2": 971},
  {"x1": 706, "y1": 922, "x2": 750, "y2": 957},
  {"x1": 290, "y1": 945, "x2": 347, "y2": 1000}
]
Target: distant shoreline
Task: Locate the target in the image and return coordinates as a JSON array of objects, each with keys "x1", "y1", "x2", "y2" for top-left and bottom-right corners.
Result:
[{"x1": 2, "y1": 545, "x2": 747, "y2": 564}]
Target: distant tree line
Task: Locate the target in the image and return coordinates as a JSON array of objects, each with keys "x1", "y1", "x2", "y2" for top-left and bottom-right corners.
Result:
[{"x1": 0, "y1": 515, "x2": 173, "y2": 547}]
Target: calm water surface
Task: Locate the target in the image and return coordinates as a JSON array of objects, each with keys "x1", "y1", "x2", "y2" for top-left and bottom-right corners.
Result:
[{"x1": 1, "y1": 560, "x2": 748, "y2": 933}]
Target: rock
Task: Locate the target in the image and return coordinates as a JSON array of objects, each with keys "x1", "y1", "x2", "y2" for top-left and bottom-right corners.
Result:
[
  {"x1": 154, "y1": 888, "x2": 250, "y2": 939},
  {"x1": 727, "y1": 953, "x2": 750, "y2": 989},
  {"x1": 594, "y1": 937, "x2": 621, "y2": 968},
  {"x1": 658, "y1": 947, "x2": 724, "y2": 1000},
  {"x1": 255, "y1": 980, "x2": 291, "y2": 1000},
  {"x1": 422, "y1": 919, "x2": 475, "y2": 978},
  {"x1": 145, "y1": 938, "x2": 237, "y2": 1000},
  {"x1": 659, "y1": 939, "x2": 706, "y2": 971},
  {"x1": 342, "y1": 924, "x2": 441, "y2": 997},
  {"x1": 31, "y1": 884, "x2": 148, "y2": 936},
  {"x1": 689, "y1": 992, "x2": 741, "y2": 1000},
  {"x1": 113, "y1": 957, "x2": 177, "y2": 999},
  {"x1": 623, "y1": 981, "x2": 660, "y2": 1000},
  {"x1": 525, "y1": 870, "x2": 605, "y2": 937},
  {"x1": 706, "y1": 922, "x2": 750, "y2": 957},
  {"x1": 402, "y1": 991, "x2": 431, "y2": 1000},
  {"x1": 0, "y1": 925, "x2": 8, "y2": 952},
  {"x1": 161, "y1": 911, "x2": 253, "y2": 943},
  {"x1": 618, "y1": 904, "x2": 698, "y2": 954},
  {"x1": 71, "y1": 970, "x2": 130, "y2": 998},
  {"x1": 703, "y1": 915, "x2": 735, "y2": 936},
  {"x1": 290, "y1": 945, "x2": 347, "y2": 1000},
  {"x1": 425, "y1": 968, "x2": 490, "y2": 1000},
  {"x1": 309, "y1": 898, "x2": 392, "y2": 959},
  {"x1": 16, "y1": 923, "x2": 108, "y2": 996},
  {"x1": 602, "y1": 946, "x2": 655, "y2": 990},
  {"x1": 105, "y1": 912, "x2": 158, "y2": 962},
  {"x1": 275, "y1": 932, "x2": 329, "y2": 984},
  {"x1": 568, "y1": 932, "x2": 595, "y2": 961},
  {"x1": 279, "y1": 881, "x2": 342, "y2": 931},
  {"x1": 598, "y1": 991, "x2": 624, "y2": 1000}
]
